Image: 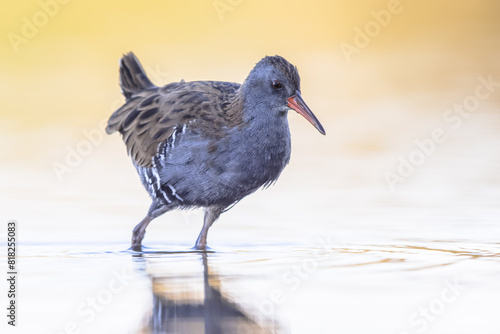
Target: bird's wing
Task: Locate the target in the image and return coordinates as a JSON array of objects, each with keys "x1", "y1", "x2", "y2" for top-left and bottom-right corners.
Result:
[{"x1": 106, "y1": 81, "x2": 243, "y2": 168}]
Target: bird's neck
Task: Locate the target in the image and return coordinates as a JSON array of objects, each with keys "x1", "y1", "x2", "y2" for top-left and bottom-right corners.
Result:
[
  {"x1": 232, "y1": 85, "x2": 291, "y2": 152},
  {"x1": 238, "y1": 93, "x2": 291, "y2": 157}
]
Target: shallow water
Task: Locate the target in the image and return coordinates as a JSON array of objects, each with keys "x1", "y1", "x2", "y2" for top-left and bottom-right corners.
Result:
[
  {"x1": 2, "y1": 106, "x2": 500, "y2": 333},
  {"x1": 8, "y1": 227, "x2": 500, "y2": 333},
  {"x1": 1, "y1": 0, "x2": 500, "y2": 330}
]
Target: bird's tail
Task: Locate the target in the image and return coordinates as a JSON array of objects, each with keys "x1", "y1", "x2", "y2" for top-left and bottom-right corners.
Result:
[
  {"x1": 119, "y1": 52, "x2": 155, "y2": 100},
  {"x1": 106, "y1": 52, "x2": 155, "y2": 135}
]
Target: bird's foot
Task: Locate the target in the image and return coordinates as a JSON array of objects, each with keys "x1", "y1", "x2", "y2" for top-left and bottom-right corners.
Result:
[
  {"x1": 193, "y1": 242, "x2": 208, "y2": 251},
  {"x1": 131, "y1": 230, "x2": 146, "y2": 252},
  {"x1": 130, "y1": 243, "x2": 143, "y2": 252},
  {"x1": 131, "y1": 234, "x2": 145, "y2": 252}
]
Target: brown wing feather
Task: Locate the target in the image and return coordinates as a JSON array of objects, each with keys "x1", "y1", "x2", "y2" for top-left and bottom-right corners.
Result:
[{"x1": 106, "y1": 81, "x2": 244, "y2": 167}]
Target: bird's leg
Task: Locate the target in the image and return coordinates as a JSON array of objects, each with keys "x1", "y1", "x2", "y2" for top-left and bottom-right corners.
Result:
[
  {"x1": 194, "y1": 206, "x2": 225, "y2": 251},
  {"x1": 131, "y1": 200, "x2": 171, "y2": 251},
  {"x1": 131, "y1": 215, "x2": 152, "y2": 251}
]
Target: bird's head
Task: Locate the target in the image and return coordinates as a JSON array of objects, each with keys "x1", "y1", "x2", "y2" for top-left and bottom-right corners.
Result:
[{"x1": 242, "y1": 55, "x2": 325, "y2": 135}]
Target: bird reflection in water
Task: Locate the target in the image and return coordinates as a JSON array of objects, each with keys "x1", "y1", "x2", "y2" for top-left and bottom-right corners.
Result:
[{"x1": 133, "y1": 252, "x2": 281, "y2": 334}]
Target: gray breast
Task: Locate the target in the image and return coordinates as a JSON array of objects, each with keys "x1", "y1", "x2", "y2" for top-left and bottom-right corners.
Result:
[{"x1": 145, "y1": 114, "x2": 291, "y2": 208}]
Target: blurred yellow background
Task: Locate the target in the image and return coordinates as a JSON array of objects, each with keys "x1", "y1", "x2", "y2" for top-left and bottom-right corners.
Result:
[
  {"x1": 1, "y1": 0, "x2": 499, "y2": 126},
  {"x1": 1, "y1": 0, "x2": 499, "y2": 189}
]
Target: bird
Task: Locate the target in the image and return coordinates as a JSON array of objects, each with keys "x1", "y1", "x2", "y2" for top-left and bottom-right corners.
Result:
[{"x1": 106, "y1": 52, "x2": 325, "y2": 251}]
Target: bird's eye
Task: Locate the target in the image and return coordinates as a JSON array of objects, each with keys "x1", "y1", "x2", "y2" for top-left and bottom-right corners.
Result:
[{"x1": 272, "y1": 80, "x2": 283, "y2": 89}]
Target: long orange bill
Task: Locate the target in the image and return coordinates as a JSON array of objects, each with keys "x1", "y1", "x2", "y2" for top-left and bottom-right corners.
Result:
[{"x1": 287, "y1": 91, "x2": 326, "y2": 135}]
